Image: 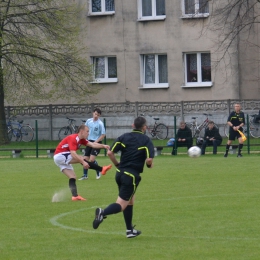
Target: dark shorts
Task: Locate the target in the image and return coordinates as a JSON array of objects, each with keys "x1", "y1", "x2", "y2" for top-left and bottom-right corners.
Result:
[
  {"x1": 115, "y1": 169, "x2": 141, "y2": 201},
  {"x1": 84, "y1": 140, "x2": 101, "y2": 157},
  {"x1": 228, "y1": 129, "x2": 243, "y2": 141}
]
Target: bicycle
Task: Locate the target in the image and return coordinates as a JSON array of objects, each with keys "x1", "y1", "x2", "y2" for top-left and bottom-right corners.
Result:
[
  {"x1": 186, "y1": 113, "x2": 218, "y2": 138},
  {"x1": 224, "y1": 114, "x2": 260, "y2": 138},
  {"x1": 7, "y1": 117, "x2": 34, "y2": 142},
  {"x1": 140, "y1": 114, "x2": 168, "y2": 140},
  {"x1": 58, "y1": 117, "x2": 79, "y2": 140}
]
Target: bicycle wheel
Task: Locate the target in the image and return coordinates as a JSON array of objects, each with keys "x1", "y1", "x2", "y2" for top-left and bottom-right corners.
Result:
[
  {"x1": 249, "y1": 122, "x2": 260, "y2": 138},
  {"x1": 186, "y1": 123, "x2": 196, "y2": 138},
  {"x1": 155, "y1": 124, "x2": 168, "y2": 140},
  {"x1": 8, "y1": 128, "x2": 22, "y2": 142},
  {"x1": 21, "y1": 125, "x2": 34, "y2": 142},
  {"x1": 58, "y1": 127, "x2": 72, "y2": 140}
]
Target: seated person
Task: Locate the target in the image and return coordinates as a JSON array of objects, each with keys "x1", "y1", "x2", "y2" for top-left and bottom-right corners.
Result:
[
  {"x1": 172, "y1": 121, "x2": 192, "y2": 155},
  {"x1": 201, "y1": 121, "x2": 222, "y2": 155}
]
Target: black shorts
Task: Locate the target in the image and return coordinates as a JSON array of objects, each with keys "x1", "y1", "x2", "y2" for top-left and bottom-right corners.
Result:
[
  {"x1": 115, "y1": 169, "x2": 141, "y2": 201},
  {"x1": 84, "y1": 140, "x2": 101, "y2": 157},
  {"x1": 228, "y1": 129, "x2": 243, "y2": 141}
]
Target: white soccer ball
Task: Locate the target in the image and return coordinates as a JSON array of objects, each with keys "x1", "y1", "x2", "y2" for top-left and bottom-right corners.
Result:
[{"x1": 188, "y1": 146, "x2": 201, "y2": 158}]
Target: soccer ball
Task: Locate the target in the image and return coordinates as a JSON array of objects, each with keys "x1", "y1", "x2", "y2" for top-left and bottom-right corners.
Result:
[{"x1": 188, "y1": 146, "x2": 201, "y2": 158}]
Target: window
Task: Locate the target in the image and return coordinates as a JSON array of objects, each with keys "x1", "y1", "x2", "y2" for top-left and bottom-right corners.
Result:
[
  {"x1": 89, "y1": 0, "x2": 115, "y2": 16},
  {"x1": 138, "y1": 0, "x2": 166, "y2": 21},
  {"x1": 183, "y1": 52, "x2": 212, "y2": 87},
  {"x1": 140, "y1": 54, "x2": 169, "y2": 88},
  {"x1": 93, "y1": 56, "x2": 117, "y2": 83},
  {"x1": 182, "y1": 0, "x2": 209, "y2": 18}
]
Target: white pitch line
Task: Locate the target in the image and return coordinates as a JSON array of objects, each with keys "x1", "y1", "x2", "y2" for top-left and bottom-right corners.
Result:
[{"x1": 49, "y1": 193, "x2": 260, "y2": 241}]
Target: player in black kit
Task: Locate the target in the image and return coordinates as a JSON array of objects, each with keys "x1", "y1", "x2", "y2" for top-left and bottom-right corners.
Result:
[
  {"x1": 92, "y1": 116, "x2": 154, "y2": 238},
  {"x1": 224, "y1": 103, "x2": 245, "y2": 157}
]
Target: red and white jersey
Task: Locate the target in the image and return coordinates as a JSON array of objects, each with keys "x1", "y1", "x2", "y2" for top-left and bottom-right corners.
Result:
[{"x1": 54, "y1": 134, "x2": 88, "y2": 155}]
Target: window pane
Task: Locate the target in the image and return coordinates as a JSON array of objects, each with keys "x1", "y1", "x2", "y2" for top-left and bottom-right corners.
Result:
[
  {"x1": 186, "y1": 54, "x2": 197, "y2": 82},
  {"x1": 185, "y1": 0, "x2": 195, "y2": 15},
  {"x1": 156, "y1": 0, "x2": 165, "y2": 16},
  {"x1": 199, "y1": 0, "x2": 209, "y2": 13},
  {"x1": 105, "y1": 0, "x2": 115, "y2": 11},
  {"x1": 92, "y1": 0, "x2": 101, "y2": 12},
  {"x1": 108, "y1": 57, "x2": 117, "y2": 78},
  {"x1": 95, "y1": 57, "x2": 105, "y2": 78},
  {"x1": 145, "y1": 55, "x2": 155, "y2": 84},
  {"x1": 142, "y1": 0, "x2": 152, "y2": 16},
  {"x1": 201, "y1": 53, "x2": 211, "y2": 82},
  {"x1": 158, "y1": 55, "x2": 168, "y2": 83}
]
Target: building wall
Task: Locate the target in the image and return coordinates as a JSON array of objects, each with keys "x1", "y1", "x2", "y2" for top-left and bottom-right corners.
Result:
[{"x1": 81, "y1": 0, "x2": 244, "y2": 104}]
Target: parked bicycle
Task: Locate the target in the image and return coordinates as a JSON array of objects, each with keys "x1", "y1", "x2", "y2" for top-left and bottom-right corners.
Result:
[
  {"x1": 186, "y1": 113, "x2": 218, "y2": 138},
  {"x1": 224, "y1": 114, "x2": 260, "y2": 138},
  {"x1": 58, "y1": 117, "x2": 79, "y2": 140},
  {"x1": 140, "y1": 114, "x2": 168, "y2": 140},
  {"x1": 7, "y1": 117, "x2": 34, "y2": 142}
]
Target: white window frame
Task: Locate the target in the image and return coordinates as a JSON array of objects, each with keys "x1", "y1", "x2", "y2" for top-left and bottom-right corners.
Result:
[
  {"x1": 92, "y1": 56, "x2": 118, "y2": 83},
  {"x1": 181, "y1": 0, "x2": 209, "y2": 19},
  {"x1": 140, "y1": 54, "x2": 169, "y2": 89},
  {"x1": 182, "y1": 52, "x2": 212, "y2": 88},
  {"x1": 137, "y1": 0, "x2": 166, "y2": 21},
  {"x1": 88, "y1": 0, "x2": 115, "y2": 16}
]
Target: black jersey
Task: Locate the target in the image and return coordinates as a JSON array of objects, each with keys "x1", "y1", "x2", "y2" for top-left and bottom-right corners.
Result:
[
  {"x1": 110, "y1": 130, "x2": 154, "y2": 174},
  {"x1": 228, "y1": 111, "x2": 245, "y2": 127}
]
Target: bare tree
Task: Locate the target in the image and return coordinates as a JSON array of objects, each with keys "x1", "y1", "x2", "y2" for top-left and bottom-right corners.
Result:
[
  {"x1": 0, "y1": 0, "x2": 95, "y2": 144},
  {"x1": 210, "y1": 0, "x2": 259, "y2": 58}
]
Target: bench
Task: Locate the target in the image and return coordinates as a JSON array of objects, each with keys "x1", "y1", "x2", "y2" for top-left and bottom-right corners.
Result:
[
  {"x1": 12, "y1": 149, "x2": 22, "y2": 158},
  {"x1": 154, "y1": 146, "x2": 170, "y2": 156},
  {"x1": 47, "y1": 149, "x2": 56, "y2": 158},
  {"x1": 154, "y1": 144, "x2": 259, "y2": 155},
  {"x1": 0, "y1": 149, "x2": 56, "y2": 158}
]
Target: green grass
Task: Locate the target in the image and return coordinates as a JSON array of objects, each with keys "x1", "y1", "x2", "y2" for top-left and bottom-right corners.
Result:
[{"x1": 1, "y1": 155, "x2": 260, "y2": 259}]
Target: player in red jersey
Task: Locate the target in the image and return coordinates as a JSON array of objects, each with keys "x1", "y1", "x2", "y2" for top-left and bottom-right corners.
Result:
[{"x1": 54, "y1": 124, "x2": 112, "y2": 201}]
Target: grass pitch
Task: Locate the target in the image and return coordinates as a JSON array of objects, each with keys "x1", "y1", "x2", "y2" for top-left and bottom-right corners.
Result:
[{"x1": 1, "y1": 154, "x2": 260, "y2": 259}]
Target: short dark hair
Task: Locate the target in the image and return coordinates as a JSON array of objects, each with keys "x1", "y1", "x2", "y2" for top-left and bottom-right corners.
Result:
[
  {"x1": 134, "y1": 117, "x2": 146, "y2": 130},
  {"x1": 77, "y1": 124, "x2": 87, "y2": 133},
  {"x1": 208, "y1": 121, "x2": 214, "y2": 124},
  {"x1": 94, "y1": 107, "x2": 102, "y2": 115}
]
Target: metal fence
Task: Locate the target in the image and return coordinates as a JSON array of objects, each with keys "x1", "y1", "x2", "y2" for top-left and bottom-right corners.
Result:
[
  {"x1": 4, "y1": 99, "x2": 260, "y2": 140},
  {"x1": 1, "y1": 113, "x2": 260, "y2": 158}
]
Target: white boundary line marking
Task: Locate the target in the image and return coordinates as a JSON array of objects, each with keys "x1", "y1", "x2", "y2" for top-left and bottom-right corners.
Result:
[{"x1": 49, "y1": 193, "x2": 260, "y2": 240}]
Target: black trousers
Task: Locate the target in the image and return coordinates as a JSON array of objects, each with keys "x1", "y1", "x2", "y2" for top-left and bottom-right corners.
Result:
[{"x1": 172, "y1": 141, "x2": 192, "y2": 155}]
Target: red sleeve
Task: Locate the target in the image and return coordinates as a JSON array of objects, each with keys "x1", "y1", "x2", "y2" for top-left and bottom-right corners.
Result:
[
  {"x1": 68, "y1": 136, "x2": 78, "y2": 151},
  {"x1": 81, "y1": 139, "x2": 88, "y2": 146}
]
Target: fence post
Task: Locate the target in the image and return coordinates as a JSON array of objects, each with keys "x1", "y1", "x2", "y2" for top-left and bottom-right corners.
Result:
[
  {"x1": 103, "y1": 118, "x2": 107, "y2": 157},
  {"x1": 174, "y1": 115, "x2": 177, "y2": 155},
  {"x1": 35, "y1": 120, "x2": 38, "y2": 158},
  {"x1": 49, "y1": 104, "x2": 53, "y2": 140},
  {"x1": 246, "y1": 114, "x2": 250, "y2": 154},
  {"x1": 227, "y1": 99, "x2": 231, "y2": 115},
  {"x1": 6, "y1": 106, "x2": 10, "y2": 119},
  {"x1": 180, "y1": 101, "x2": 184, "y2": 120},
  {"x1": 135, "y1": 101, "x2": 139, "y2": 117}
]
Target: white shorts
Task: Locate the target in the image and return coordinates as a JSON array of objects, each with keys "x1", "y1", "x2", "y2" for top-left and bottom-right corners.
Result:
[{"x1": 54, "y1": 152, "x2": 74, "y2": 172}]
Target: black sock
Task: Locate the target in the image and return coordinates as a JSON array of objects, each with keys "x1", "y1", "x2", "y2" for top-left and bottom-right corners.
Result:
[
  {"x1": 83, "y1": 168, "x2": 88, "y2": 177},
  {"x1": 94, "y1": 160, "x2": 100, "y2": 175},
  {"x1": 123, "y1": 205, "x2": 133, "y2": 230},
  {"x1": 238, "y1": 144, "x2": 243, "y2": 154},
  {"x1": 69, "y1": 178, "x2": 78, "y2": 197},
  {"x1": 103, "y1": 203, "x2": 122, "y2": 216},
  {"x1": 225, "y1": 145, "x2": 230, "y2": 154},
  {"x1": 84, "y1": 159, "x2": 102, "y2": 171}
]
